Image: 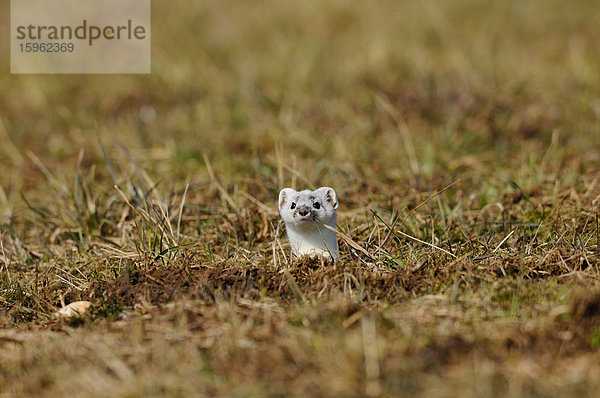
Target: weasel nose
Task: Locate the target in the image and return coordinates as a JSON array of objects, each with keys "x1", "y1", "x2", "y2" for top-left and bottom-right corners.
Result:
[{"x1": 298, "y1": 208, "x2": 309, "y2": 217}]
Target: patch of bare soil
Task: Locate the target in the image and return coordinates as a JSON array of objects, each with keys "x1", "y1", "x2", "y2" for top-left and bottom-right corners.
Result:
[
  {"x1": 85, "y1": 252, "x2": 593, "y2": 312},
  {"x1": 86, "y1": 264, "x2": 276, "y2": 306},
  {"x1": 571, "y1": 289, "x2": 600, "y2": 322},
  {"x1": 85, "y1": 258, "x2": 427, "y2": 309}
]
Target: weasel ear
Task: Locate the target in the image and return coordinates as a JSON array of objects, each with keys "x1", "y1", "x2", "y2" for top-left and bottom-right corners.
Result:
[
  {"x1": 278, "y1": 188, "x2": 296, "y2": 211},
  {"x1": 316, "y1": 187, "x2": 338, "y2": 210}
]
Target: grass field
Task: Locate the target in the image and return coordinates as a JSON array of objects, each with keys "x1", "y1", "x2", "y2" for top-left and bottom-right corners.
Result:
[{"x1": 2, "y1": 0, "x2": 600, "y2": 396}]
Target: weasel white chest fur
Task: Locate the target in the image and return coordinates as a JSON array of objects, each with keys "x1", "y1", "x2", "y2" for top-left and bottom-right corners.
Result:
[{"x1": 278, "y1": 187, "x2": 339, "y2": 260}]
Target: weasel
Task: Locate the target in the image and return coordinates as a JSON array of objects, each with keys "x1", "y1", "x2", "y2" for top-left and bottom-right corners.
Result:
[{"x1": 278, "y1": 187, "x2": 339, "y2": 260}]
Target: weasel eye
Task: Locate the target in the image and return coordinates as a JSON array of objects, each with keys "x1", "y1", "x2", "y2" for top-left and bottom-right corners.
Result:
[
  {"x1": 290, "y1": 202, "x2": 296, "y2": 209},
  {"x1": 313, "y1": 202, "x2": 321, "y2": 209}
]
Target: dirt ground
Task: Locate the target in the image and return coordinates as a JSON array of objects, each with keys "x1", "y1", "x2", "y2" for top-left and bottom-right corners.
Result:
[{"x1": 3, "y1": 0, "x2": 600, "y2": 396}]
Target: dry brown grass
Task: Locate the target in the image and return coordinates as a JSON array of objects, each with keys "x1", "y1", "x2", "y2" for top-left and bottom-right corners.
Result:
[{"x1": 3, "y1": 0, "x2": 600, "y2": 396}]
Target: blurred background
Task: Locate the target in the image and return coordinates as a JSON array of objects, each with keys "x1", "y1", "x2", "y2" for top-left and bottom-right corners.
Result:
[{"x1": 1, "y1": 0, "x2": 600, "y2": 216}]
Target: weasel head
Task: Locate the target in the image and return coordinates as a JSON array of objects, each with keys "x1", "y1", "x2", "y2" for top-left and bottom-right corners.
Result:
[{"x1": 278, "y1": 187, "x2": 338, "y2": 229}]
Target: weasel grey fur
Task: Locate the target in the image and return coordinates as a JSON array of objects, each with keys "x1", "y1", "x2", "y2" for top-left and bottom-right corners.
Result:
[{"x1": 278, "y1": 187, "x2": 339, "y2": 260}]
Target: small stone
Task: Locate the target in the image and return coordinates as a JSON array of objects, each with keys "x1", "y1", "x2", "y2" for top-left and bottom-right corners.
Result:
[{"x1": 57, "y1": 301, "x2": 92, "y2": 319}]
